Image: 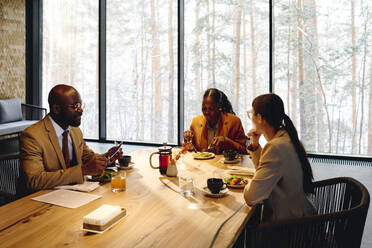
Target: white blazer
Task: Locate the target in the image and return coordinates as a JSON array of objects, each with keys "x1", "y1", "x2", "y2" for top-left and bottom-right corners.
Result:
[{"x1": 244, "y1": 129, "x2": 317, "y2": 222}]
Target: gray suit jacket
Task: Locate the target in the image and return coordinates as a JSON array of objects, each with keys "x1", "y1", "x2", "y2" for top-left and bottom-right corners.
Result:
[
  {"x1": 244, "y1": 129, "x2": 317, "y2": 222},
  {"x1": 20, "y1": 115, "x2": 101, "y2": 191}
]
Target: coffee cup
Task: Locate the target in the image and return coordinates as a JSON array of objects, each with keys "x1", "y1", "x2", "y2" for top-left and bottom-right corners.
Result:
[
  {"x1": 223, "y1": 150, "x2": 238, "y2": 161},
  {"x1": 119, "y1": 155, "x2": 131, "y2": 167},
  {"x1": 207, "y1": 178, "x2": 226, "y2": 194}
]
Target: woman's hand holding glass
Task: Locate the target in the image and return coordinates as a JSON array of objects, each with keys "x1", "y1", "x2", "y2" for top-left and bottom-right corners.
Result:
[
  {"x1": 247, "y1": 129, "x2": 261, "y2": 149},
  {"x1": 182, "y1": 130, "x2": 196, "y2": 152}
]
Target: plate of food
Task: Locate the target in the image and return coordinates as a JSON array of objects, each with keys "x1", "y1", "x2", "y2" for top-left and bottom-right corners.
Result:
[
  {"x1": 192, "y1": 152, "x2": 215, "y2": 160},
  {"x1": 224, "y1": 176, "x2": 249, "y2": 188},
  {"x1": 86, "y1": 171, "x2": 113, "y2": 183}
]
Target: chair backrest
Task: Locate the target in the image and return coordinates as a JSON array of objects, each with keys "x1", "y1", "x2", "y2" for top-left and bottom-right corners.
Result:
[
  {"x1": 0, "y1": 153, "x2": 28, "y2": 202},
  {"x1": 0, "y1": 98, "x2": 22, "y2": 124},
  {"x1": 245, "y1": 177, "x2": 370, "y2": 248}
]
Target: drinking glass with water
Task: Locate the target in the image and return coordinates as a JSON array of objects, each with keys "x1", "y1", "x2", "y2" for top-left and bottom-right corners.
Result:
[{"x1": 179, "y1": 176, "x2": 194, "y2": 196}]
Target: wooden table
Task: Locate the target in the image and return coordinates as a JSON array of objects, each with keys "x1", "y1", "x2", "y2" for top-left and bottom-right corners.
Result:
[{"x1": 0, "y1": 149, "x2": 255, "y2": 248}]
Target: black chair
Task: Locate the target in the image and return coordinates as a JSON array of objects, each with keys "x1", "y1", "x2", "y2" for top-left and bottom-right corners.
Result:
[
  {"x1": 21, "y1": 103, "x2": 47, "y2": 121},
  {"x1": 0, "y1": 153, "x2": 28, "y2": 205},
  {"x1": 0, "y1": 102, "x2": 46, "y2": 156},
  {"x1": 243, "y1": 177, "x2": 370, "y2": 248}
]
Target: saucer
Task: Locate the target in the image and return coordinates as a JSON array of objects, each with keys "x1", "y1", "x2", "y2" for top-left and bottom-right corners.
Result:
[
  {"x1": 118, "y1": 162, "x2": 134, "y2": 170},
  {"x1": 201, "y1": 186, "x2": 228, "y2": 198},
  {"x1": 220, "y1": 157, "x2": 241, "y2": 164}
]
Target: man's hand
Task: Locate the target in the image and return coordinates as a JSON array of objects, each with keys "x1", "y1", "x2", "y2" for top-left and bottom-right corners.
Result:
[
  {"x1": 106, "y1": 146, "x2": 123, "y2": 162},
  {"x1": 208, "y1": 136, "x2": 225, "y2": 154},
  {"x1": 82, "y1": 156, "x2": 109, "y2": 175}
]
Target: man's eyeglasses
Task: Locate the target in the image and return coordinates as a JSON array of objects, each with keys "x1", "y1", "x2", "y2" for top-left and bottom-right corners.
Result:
[
  {"x1": 247, "y1": 110, "x2": 254, "y2": 119},
  {"x1": 65, "y1": 102, "x2": 84, "y2": 111}
]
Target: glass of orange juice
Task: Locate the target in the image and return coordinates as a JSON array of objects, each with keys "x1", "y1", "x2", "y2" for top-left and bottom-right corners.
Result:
[{"x1": 111, "y1": 171, "x2": 126, "y2": 192}]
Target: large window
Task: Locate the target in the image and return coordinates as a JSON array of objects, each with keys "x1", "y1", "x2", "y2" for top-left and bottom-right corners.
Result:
[
  {"x1": 274, "y1": 0, "x2": 372, "y2": 156},
  {"x1": 184, "y1": 0, "x2": 269, "y2": 133},
  {"x1": 106, "y1": 0, "x2": 178, "y2": 144},
  {"x1": 42, "y1": 0, "x2": 99, "y2": 139},
  {"x1": 40, "y1": 0, "x2": 372, "y2": 157}
]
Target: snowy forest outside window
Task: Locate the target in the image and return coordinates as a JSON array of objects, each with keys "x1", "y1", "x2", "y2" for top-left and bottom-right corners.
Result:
[
  {"x1": 41, "y1": 0, "x2": 372, "y2": 156},
  {"x1": 42, "y1": 0, "x2": 99, "y2": 139}
]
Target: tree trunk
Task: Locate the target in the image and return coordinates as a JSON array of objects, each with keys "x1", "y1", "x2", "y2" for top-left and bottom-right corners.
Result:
[
  {"x1": 250, "y1": 0, "x2": 257, "y2": 100},
  {"x1": 297, "y1": 0, "x2": 306, "y2": 145},
  {"x1": 309, "y1": 0, "x2": 324, "y2": 152},
  {"x1": 358, "y1": 18, "x2": 368, "y2": 154},
  {"x1": 287, "y1": 4, "x2": 291, "y2": 115},
  {"x1": 133, "y1": 2, "x2": 140, "y2": 141},
  {"x1": 297, "y1": 0, "x2": 332, "y2": 152},
  {"x1": 301, "y1": 0, "x2": 316, "y2": 151},
  {"x1": 212, "y1": 0, "x2": 216, "y2": 85},
  {"x1": 206, "y1": 0, "x2": 212, "y2": 86},
  {"x1": 233, "y1": 0, "x2": 243, "y2": 113},
  {"x1": 243, "y1": 10, "x2": 248, "y2": 110},
  {"x1": 368, "y1": 36, "x2": 372, "y2": 154},
  {"x1": 342, "y1": 119, "x2": 347, "y2": 153},
  {"x1": 139, "y1": 1, "x2": 147, "y2": 140},
  {"x1": 195, "y1": 0, "x2": 201, "y2": 98},
  {"x1": 335, "y1": 99, "x2": 343, "y2": 153},
  {"x1": 168, "y1": 0, "x2": 175, "y2": 142},
  {"x1": 351, "y1": 0, "x2": 357, "y2": 153},
  {"x1": 291, "y1": 0, "x2": 298, "y2": 127},
  {"x1": 150, "y1": 0, "x2": 162, "y2": 141}
]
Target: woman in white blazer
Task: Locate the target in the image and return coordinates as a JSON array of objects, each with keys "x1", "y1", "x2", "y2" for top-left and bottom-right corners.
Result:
[{"x1": 244, "y1": 93, "x2": 317, "y2": 222}]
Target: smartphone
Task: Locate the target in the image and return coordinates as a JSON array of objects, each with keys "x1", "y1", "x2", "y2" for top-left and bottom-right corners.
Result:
[{"x1": 107, "y1": 141, "x2": 123, "y2": 159}]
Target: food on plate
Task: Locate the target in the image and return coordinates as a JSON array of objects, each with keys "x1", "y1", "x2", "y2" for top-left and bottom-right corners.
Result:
[
  {"x1": 193, "y1": 152, "x2": 213, "y2": 158},
  {"x1": 92, "y1": 171, "x2": 113, "y2": 181},
  {"x1": 225, "y1": 176, "x2": 249, "y2": 186}
]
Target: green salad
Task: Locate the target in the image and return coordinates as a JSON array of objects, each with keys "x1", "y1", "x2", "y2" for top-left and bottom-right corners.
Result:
[
  {"x1": 224, "y1": 176, "x2": 248, "y2": 186},
  {"x1": 193, "y1": 152, "x2": 212, "y2": 158},
  {"x1": 92, "y1": 171, "x2": 113, "y2": 180}
]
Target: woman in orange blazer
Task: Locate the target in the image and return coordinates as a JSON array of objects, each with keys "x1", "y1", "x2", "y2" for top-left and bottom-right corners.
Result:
[{"x1": 186, "y1": 88, "x2": 246, "y2": 154}]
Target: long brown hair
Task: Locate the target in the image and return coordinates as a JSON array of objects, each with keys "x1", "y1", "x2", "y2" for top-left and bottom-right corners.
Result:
[{"x1": 252, "y1": 93, "x2": 314, "y2": 194}]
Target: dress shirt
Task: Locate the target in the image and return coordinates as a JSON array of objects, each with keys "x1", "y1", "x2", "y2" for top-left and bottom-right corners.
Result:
[{"x1": 49, "y1": 115, "x2": 73, "y2": 161}]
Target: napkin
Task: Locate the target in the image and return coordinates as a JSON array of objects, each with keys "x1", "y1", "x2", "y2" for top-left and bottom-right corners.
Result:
[
  {"x1": 54, "y1": 181, "x2": 100, "y2": 192},
  {"x1": 227, "y1": 167, "x2": 256, "y2": 176}
]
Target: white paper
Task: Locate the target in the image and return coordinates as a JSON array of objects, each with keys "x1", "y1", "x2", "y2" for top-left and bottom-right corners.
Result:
[
  {"x1": 54, "y1": 182, "x2": 100, "y2": 192},
  {"x1": 227, "y1": 167, "x2": 256, "y2": 176},
  {"x1": 31, "y1": 189, "x2": 101, "y2": 208}
]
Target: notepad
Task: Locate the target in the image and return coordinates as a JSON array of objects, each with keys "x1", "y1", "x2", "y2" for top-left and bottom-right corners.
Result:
[
  {"x1": 31, "y1": 189, "x2": 101, "y2": 208},
  {"x1": 227, "y1": 167, "x2": 256, "y2": 176},
  {"x1": 54, "y1": 181, "x2": 100, "y2": 192}
]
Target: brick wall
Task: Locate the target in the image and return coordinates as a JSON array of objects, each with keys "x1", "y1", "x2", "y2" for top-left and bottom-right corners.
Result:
[{"x1": 0, "y1": 0, "x2": 25, "y2": 101}]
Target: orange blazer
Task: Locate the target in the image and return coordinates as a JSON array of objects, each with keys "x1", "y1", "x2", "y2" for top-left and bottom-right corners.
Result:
[
  {"x1": 20, "y1": 115, "x2": 101, "y2": 191},
  {"x1": 189, "y1": 113, "x2": 247, "y2": 154}
]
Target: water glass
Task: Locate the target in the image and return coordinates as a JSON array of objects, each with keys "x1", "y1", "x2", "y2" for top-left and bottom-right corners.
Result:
[{"x1": 179, "y1": 176, "x2": 194, "y2": 196}]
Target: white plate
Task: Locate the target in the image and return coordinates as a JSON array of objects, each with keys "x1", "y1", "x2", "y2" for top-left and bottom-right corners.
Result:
[
  {"x1": 118, "y1": 162, "x2": 134, "y2": 170},
  {"x1": 201, "y1": 186, "x2": 228, "y2": 198},
  {"x1": 193, "y1": 152, "x2": 215, "y2": 160}
]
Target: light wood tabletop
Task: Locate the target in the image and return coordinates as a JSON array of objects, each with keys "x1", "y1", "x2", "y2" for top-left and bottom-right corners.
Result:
[{"x1": 0, "y1": 149, "x2": 255, "y2": 248}]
